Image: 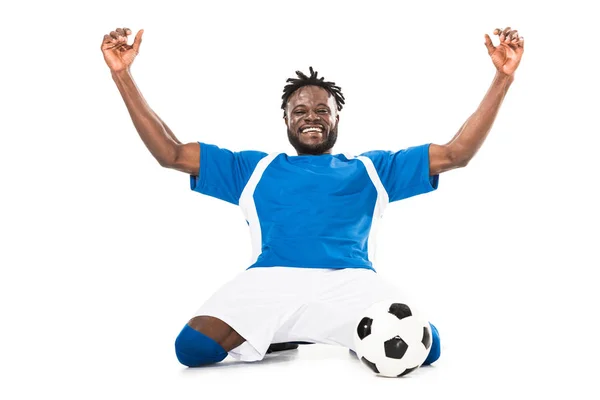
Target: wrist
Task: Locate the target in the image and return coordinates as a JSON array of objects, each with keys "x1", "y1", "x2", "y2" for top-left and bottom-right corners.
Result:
[
  {"x1": 494, "y1": 71, "x2": 515, "y2": 85},
  {"x1": 111, "y1": 68, "x2": 132, "y2": 82}
]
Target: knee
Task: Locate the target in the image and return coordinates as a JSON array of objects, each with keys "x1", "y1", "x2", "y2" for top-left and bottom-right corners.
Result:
[
  {"x1": 423, "y1": 323, "x2": 441, "y2": 365},
  {"x1": 175, "y1": 324, "x2": 228, "y2": 367}
]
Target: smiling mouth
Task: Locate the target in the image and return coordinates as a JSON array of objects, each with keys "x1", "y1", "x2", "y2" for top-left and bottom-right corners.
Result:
[{"x1": 299, "y1": 125, "x2": 325, "y2": 135}]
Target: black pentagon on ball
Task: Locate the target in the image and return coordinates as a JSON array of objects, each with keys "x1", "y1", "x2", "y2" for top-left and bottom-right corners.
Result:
[
  {"x1": 361, "y1": 357, "x2": 379, "y2": 373},
  {"x1": 357, "y1": 317, "x2": 373, "y2": 340},
  {"x1": 384, "y1": 336, "x2": 409, "y2": 359},
  {"x1": 388, "y1": 303, "x2": 412, "y2": 320},
  {"x1": 422, "y1": 326, "x2": 431, "y2": 349},
  {"x1": 398, "y1": 366, "x2": 419, "y2": 377}
]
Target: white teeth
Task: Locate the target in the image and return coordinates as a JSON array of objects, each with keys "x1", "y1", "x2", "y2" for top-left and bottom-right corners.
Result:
[{"x1": 301, "y1": 126, "x2": 323, "y2": 133}]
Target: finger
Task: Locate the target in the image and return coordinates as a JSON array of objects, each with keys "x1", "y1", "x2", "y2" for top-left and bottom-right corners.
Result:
[
  {"x1": 109, "y1": 31, "x2": 119, "y2": 40},
  {"x1": 517, "y1": 36, "x2": 525, "y2": 49},
  {"x1": 507, "y1": 30, "x2": 519, "y2": 43},
  {"x1": 122, "y1": 27, "x2": 133, "y2": 45},
  {"x1": 101, "y1": 34, "x2": 113, "y2": 49},
  {"x1": 106, "y1": 41, "x2": 126, "y2": 50},
  {"x1": 102, "y1": 41, "x2": 122, "y2": 50},
  {"x1": 117, "y1": 27, "x2": 132, "y2": 38},
  {"x1": 484, "y1": 33, "x2": 495, "y2": 55},
  {"x1": 493, "y1": 28, "x2": 502, "y2": 36},
  {"x1": 116, "y1": 28, "x2": 130, "y2": 44},
  {"x1": 499, "y1": 26, "x2": 511, "y2": 42},
  {"x1": 132, "y1": 29, "x2": 144, "y2": 54},
  {"x1": 102, "y1": 34, "x2": 122, "y2": 50},
  {"x1": 504, "y1": 30, "x2": 516, "y2": 42}
]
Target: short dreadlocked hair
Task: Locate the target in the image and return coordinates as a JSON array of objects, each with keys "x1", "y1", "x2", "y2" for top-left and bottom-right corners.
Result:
[{"x1": 281, "y1": 66, "x2": 345, "y2": 117}]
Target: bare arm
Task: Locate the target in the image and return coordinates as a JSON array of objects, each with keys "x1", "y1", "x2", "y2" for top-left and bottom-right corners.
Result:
[
  {"x1": 429, "y1": 27, "x2": 525, "y2": 176},
  {"x1": 101, "y1": 27, "x2": 199, "y2": 175},
  {"x1": 111, "y1": 70, "x2": 199, "y2": 174},
  {"x1": 156, "y1": 115, "x2": 181, "y2": 145}
]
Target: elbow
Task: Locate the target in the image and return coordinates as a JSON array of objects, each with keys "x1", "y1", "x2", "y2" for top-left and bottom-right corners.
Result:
[
  {"x1": 157, "y1": 157, "x2": 173, "y2": 169},
  {"x1": 455, "y1": 156, "x2": 470, "y2": 168},
  {"x1": 156, "y1": 144, "x2": 180, "y2": 169},
  {"x1": 448, "y1": 149, "x2": 470, "y2": 169},
  {"x1": 156, "y1": 151, "x2": 177, "y2": 169}
]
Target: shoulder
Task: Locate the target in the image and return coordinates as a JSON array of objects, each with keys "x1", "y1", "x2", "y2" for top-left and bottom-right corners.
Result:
[
  {"x1": 200, "y1": 142, "x2": 269, "y2": 163},
  {"x1": 359, "y1": 145, "x2": 431, "y2": 161},
  {"x1": 356, "y1": 150, "x2": 394, "y2": 168},
  {"x1": 358, "y1": 149, "x2": 392, "y2": 159}
]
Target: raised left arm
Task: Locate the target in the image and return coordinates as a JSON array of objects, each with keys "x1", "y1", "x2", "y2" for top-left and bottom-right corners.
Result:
[{"x1": 429, "y1": 27, "x2": 525, "y2": 176}]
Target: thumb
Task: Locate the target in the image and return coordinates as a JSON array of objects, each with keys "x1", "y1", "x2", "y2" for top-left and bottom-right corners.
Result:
[
  {"x1": 484, "y1": 34, "x2": 495, "y2": 55},
  {"x1": 132, "y1": 29, "x2": 144, "y2": 54}
]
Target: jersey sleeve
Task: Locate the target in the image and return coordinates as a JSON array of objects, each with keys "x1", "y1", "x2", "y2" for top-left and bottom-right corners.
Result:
[
  {"x1": 361, "y1": 144, "x2": 439, "y2": 203},
  {"x1": 189, "y1": 142, "x2": 268, "y2": 205}
]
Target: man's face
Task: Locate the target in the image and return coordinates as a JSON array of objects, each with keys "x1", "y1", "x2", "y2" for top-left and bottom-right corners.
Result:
[{"x1": 285, "y1": 85, "x2": 339, "y2": 155}]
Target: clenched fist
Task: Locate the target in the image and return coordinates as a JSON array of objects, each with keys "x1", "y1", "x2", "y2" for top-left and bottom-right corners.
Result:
[{"x1": 101, "y1": 27, "x2": 144, "y2": 73}]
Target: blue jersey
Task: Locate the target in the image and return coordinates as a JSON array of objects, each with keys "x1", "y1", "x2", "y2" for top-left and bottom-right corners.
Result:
[{"x1": 190, "y1": 143, "x2": 439, "y2": 271}]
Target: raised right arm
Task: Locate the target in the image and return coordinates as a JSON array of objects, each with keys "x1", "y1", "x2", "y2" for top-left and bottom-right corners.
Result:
[
  {"x1": 111, "y1": 70, "x2": 200, "y2": 175},
  {"x1": 102, "y1": 27, "x2": 199, "y2": 175}
]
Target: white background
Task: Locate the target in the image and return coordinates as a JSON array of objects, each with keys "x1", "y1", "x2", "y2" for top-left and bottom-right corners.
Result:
[{"x1": 1, "y1": 0, "x2": 599, "y2": 399}]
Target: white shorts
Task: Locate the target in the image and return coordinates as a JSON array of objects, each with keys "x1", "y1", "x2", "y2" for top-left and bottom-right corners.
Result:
[{"x1": 193, "y1": 267, "x2": 415, "y2": 362}]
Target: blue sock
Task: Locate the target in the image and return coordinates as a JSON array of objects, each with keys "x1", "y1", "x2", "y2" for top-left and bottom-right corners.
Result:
[
  {"x1": 175, "y1": 325, "x2": 228, "y2": 367},
  {"x1": 423, "y1": 323, "x2": 441, "y2": 365}
]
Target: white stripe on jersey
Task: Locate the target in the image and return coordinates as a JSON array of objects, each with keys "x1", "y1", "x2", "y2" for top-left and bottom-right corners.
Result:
[
  {"x1": 239, "y1": 153, "x2": 281, "y2": 264},
  {"x1": 355, "y1": 155, "x2": 390, "y2": 268}
]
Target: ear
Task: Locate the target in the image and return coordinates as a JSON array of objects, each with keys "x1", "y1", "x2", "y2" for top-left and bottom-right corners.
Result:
[{"x1": 284, "y1": 115, "x2": 289, "y2": 126}]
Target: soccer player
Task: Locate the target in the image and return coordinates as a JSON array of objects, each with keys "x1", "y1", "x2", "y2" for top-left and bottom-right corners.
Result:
[{"x1": 101, "y1": 26, "x2": 524, "y2": 367}]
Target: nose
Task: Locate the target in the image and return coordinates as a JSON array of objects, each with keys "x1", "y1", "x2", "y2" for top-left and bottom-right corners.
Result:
[{"x1": 304, "y1": 110, "x2": 321, "y2": 122}]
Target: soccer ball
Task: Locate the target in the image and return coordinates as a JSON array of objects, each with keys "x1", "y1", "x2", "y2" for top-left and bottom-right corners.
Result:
[{"x1": 353, "y1": 301, "x2": 432, "y2": 377}]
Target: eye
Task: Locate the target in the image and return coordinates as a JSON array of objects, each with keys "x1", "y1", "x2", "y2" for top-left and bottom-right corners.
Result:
[
  {"x1": 317, "y1": 109, "x2": 329, "y2": 114},
  {"x1": 294, "y1": 110, "x2": 306, "y2": 115}
]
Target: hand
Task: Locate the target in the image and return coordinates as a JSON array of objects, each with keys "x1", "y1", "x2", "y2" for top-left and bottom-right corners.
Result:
[
  {"x1": 484, "y1": 27, "x2": 524, "y2": 77},
  {"x1": 101, "y1": 27, "x2": 144, "y2": 73}
]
